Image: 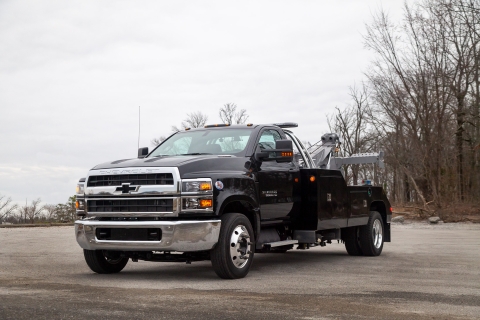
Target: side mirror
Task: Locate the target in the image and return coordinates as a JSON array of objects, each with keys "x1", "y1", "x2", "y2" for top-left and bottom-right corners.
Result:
[
  {"x1": 138, "y1": 147, "x2": 149, "y2": 158},
  {"x1": 255, "y1": 139, "x2": 293, "y2": 163}
]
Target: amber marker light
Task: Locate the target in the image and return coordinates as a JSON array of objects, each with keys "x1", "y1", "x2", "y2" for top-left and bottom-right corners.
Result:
[
  {"x1": 310, "y1": 176, "x2": 316, "y2": 182},
  {"x1": 75, "y1": 201, "x2": 80, "y2": 209},
  {"x1": 200, "y1": 199, "x2": 213, "y2": 208},
  {"x1": 281, "y1": 152, "x2": 293, "y2": 157},
  {"x1": 199, "y1": 182, "x2": 212, "y2": 191},
  {"x1": 294, "y1": 178, "x2": 299, "y2": 183}
]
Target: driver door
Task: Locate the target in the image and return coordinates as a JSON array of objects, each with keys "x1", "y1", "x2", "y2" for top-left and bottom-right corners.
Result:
[{"x1": 255, "y1": 129, "x2": 296, "y2": 221}]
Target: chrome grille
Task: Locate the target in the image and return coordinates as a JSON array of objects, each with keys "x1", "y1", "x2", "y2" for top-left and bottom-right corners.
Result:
[
  {"x1": 87, "y1": 198, "x2": 173, "y2": 213},
  {"x1": 87, "y1": 173, "x2": 174, "y2": 187}
]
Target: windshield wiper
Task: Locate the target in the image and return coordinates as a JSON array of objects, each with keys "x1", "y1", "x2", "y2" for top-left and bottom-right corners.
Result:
[
  {"x1": 180, "y1": 153, "x2": 212, "y2": 155},
  {"x1": 153, "y1": 154, "x2": 170, "y2": 157}
]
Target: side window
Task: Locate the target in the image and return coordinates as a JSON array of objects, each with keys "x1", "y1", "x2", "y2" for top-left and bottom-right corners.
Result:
[
  {"x1": 258, "y1": 129, "x2": 282, "y2": 152},
  {"x1": 257, "y1": 129, "x2": 292, "y2": 167}
]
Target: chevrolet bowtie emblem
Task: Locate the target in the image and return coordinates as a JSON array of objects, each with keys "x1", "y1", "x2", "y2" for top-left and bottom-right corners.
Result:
[{"x1": 115, "y1": 183, "x2": 138, "y2": 194}]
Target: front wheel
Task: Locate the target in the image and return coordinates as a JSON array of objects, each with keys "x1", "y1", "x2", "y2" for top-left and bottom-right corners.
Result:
[
  {"x1": 359, "y1": 211, "x2": 384, "y2": 256},
  {"x1": 83, "y1": 250, "x2": 129, "y2": 274},
  {"x1": 211, "y1": 213, "x2": 255, "y2": 279}
]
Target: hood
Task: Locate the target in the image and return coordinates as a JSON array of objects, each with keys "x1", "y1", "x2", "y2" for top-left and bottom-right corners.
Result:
[
  {"x1": 91, "y1": 155, "x2": 250, "y2": 178},
  {"x1": 92, "y1": 155, "x2": 217, "y2": 170}
]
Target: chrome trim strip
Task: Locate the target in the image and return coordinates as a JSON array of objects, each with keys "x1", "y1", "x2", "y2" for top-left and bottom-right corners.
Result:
[{"x1": 75, "y1": 219, "x2": 221, "y2": 252}]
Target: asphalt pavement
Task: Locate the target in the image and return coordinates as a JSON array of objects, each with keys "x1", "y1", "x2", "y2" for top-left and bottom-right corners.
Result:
[{"x1": 0, "y1": 222, "x2": 479, "y2": 319}]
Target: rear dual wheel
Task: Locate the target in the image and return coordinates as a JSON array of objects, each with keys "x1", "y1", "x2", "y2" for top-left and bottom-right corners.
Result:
[{"x1": 344, "y1": 211, "x2": 384, "y2": 256}]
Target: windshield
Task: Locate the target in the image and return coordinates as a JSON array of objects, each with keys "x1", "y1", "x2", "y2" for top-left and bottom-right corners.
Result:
[{"x1": 148, "y1": 128, "x2": 254, "y2": 157}]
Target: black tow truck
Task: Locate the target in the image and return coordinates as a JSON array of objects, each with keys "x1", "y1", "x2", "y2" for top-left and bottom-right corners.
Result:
[{"x1": 75, "y1": 123, "x2": 391, "y2": 279}]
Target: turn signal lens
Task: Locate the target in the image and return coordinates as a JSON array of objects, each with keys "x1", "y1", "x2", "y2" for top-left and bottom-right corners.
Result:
[
  {"x1": 310, "y1": 176, "x2": 316, "y2": 182},
  {"x1": 281, "y1": 152, "x2": 293, "y2": 157},
  {"x1": 75, "y1": 200, "x2": 85, "y2": 210},
  {"x1": 199, "y1": 199, "x2": 213, "y2": 208},
  {"x1": 199, "y1": 182, "x2": 212, "y2": 191},
  {"x1": 294, "y1": 178, "x2": 299, "y2": 183}
]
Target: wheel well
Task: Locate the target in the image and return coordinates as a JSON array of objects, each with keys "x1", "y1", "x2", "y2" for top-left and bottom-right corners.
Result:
[
  {"x1": 221, "y1": 201, "x2": 257, "y2": 238},
  {"x1": 370, "y1": 201, "x2": 387, "y2": 223}
]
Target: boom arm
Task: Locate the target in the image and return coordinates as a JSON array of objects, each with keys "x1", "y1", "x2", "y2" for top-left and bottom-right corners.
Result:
[{"x1": 307, "y1": 133, "x2": 384, "y2": 170}]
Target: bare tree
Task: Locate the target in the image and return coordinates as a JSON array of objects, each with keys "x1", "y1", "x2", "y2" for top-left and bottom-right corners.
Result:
[
  {"x1": 172, "y1": 111, "x2": 209, "y2": 132},
  {"x1": 328, "y1": 84, "x2": 375, "y2": 185},
  {"x1": 219, "y1": 103, "x2": 249, "y2": 124},
  {"x1": 26, "y1": 199, "x2": 44, "y2": 224},
  {"x1": 350, "y1": 0, "x2": 480, "y2": 209},
  {"x1": 0, "y1": 195, "x2": 17, "y2": 222},
  {"x1": 43, "y1": 204, "x2": 58, "y2": 222},
  {"x1": 151, "y1": 136, "x2": 166, "y2": 146}
]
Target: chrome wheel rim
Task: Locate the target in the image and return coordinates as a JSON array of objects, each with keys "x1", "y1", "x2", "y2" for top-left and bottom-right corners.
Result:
[
  {"x1": 372, "y1": 219, "x2": 383, "y2": 249},
  {"x1": 229, "y1": 225, "x2": 251, "y2": 268}
]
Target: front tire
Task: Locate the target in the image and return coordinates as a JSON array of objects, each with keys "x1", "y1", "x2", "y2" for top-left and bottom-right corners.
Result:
[
  {"x1": 83, "y1": 250, "x2": 129, "y2": 274},
  {"x1": 359, "y1": 211, "x2": 384, "y2": 256},
  {"x1": 211, "y1": 213, "x2": 255, "y2": 279}
]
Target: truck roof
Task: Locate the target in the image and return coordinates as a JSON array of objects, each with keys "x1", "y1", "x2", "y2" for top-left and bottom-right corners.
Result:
[{"x1": 183, "y1": 122, "x2": 298, "y2": 131}]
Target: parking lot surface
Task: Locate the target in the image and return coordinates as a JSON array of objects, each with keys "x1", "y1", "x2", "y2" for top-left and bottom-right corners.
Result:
[{"x1": 0, "y1": 223, "x2": 479, "y2": 319}]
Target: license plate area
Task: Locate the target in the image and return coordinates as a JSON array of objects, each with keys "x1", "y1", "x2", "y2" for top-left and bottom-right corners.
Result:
[{"x1": 96, "y1": 228, "x2": 162, "y2": 241}]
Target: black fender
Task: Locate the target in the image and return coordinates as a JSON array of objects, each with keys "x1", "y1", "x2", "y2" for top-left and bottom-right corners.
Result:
[{"x1": 213, "y1": 176, "x2": 261, "y2": 238}]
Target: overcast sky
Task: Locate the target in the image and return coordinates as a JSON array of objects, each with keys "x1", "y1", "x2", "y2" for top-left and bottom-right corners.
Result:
[{"x1": 0, "y1": 0, "x2": 410, "y2": 206}]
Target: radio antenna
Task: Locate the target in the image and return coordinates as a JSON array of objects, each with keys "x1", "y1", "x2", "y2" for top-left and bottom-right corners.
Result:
[{"x1": 138, "y1": 106, "x2": 141, "y2": 150}]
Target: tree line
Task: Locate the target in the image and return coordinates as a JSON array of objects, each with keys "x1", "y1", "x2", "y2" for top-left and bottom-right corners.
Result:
[
  {"x1": 328, "y1": 0, "x2": 479, "y2": 210},
  {"x1": 0, "y1": 194, "x2": 76, "y2": 224}
]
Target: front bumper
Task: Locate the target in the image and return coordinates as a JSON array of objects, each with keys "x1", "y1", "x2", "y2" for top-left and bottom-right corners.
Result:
[{"x1": 75, "y1": 220, "x2": 221, "y2": 252}]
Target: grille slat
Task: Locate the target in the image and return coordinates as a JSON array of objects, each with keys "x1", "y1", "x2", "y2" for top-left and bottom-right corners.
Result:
[
  {"x1": 87, "y1": 173, "x2": 174, "y2": 187},
  {"x1": 87, "y1": 199, "x2": 174, "y2": 213}
]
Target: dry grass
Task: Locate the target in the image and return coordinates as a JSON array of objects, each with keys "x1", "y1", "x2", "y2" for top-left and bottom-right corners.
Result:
[{"x1": 392, "y1": 203, "x2": 480, "y2": 223}]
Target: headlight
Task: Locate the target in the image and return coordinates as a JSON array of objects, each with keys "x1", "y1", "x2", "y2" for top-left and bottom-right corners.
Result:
[
  {"x1": 182, "y1": 197, "x2": 213, "y2": 210},
  {"x1": 76, "y1": 183, "x2": 84, "y2": 195},
  {"x1": 182, "y1": 180, "x2": 212, "y2": 193}
]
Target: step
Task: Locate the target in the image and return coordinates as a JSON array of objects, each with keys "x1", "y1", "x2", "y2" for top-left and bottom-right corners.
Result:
[{"x1": 263, "y1": 240, "x2": 298, "y2": 248}]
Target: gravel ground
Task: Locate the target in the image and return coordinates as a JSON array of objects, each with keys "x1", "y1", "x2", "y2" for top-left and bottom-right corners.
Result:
[{"x1": 0, "y1": 222, "x2": 479, "y2": 319}]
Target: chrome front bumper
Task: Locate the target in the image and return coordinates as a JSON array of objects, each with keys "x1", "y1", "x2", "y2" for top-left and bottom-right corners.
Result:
[{"x1": 75, "y1": 220, "x2": 221, "y2": 252}]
